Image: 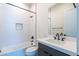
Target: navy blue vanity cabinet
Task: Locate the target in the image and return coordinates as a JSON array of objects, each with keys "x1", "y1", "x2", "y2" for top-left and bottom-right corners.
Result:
[{"x1": 38, "y1": 43, "x2": 69, "y2": 56}]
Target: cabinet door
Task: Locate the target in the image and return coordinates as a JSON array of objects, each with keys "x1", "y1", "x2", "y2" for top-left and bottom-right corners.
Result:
[{"x1": 38, "y1": 43, "x2": 69, "y2": 56}]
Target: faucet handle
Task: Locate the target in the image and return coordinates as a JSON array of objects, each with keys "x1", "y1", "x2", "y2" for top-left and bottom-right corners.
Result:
[
  {"x1": 60, "y1": 33, "x2": 63, "y2": 36},
  {"x1": 54, "y1": 36, "x2": 56, "y2": 40},
  {"x1": 61, "y1": 34, "x2": 66, "y2": 41},
  {"x1": 61, "y1": 37, "x2": 65, "y2": 41},
  {"x1": 56, "y1": 33, "x2": 59, "y2": 36}
]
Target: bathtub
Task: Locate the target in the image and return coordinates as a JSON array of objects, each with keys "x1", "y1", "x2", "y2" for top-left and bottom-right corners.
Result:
[{"x1": 0, "y1": 41, "x2": 37, "y2": 56}]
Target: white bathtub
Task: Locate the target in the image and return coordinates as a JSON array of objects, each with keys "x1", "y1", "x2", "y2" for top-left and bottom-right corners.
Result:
[{"x1": 0, "y1": 41, "x2": 37, "y2": 56}]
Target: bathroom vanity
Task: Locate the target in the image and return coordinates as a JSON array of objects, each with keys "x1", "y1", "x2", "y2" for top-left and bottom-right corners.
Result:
[
  {"x1": 37, "y1": 4, "x2": 77, "y2": 56},
  {"x1": 37, "y1": 36, "x2": 77, "y2": 56},
  {"x1": 38, "y1": 43, "x2": 69, "y2": 56}
]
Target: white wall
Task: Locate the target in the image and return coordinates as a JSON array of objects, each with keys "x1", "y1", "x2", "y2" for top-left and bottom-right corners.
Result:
[
  {"x1": 12, "y1": 3, "x2": 36, "y2": 13},
  {"x1": 77, "y1": 3, "x2": 79, "y2": 55},
  {"x1": 64, "y1": 7, "x2": 77, "y2": 37},
  {"x1": 0, "y1": 3, "x2": 35, "y2": 54},
  {"x1": 37, "y1": 3, "x2": 55, "y2": 38},
  {"x1": 37, "y1": 3, "x2": 75, "y2": 38}
]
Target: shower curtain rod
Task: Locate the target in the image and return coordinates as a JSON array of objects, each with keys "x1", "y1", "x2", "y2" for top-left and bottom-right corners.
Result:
[{"x1": 6, "y1": 3, "x2": 36, "y2": 14}]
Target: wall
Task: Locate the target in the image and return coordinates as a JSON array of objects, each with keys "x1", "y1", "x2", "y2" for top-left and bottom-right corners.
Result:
[
  {"x1": 0, "y1": 3, "x2": 35, "y2": 55},
  {"x1": 64, "y1": 8, "x2": 77, "y2": 37},
  {"x1": 28, "y1": 4, "x2": 36, "y2": 43},
  {"x1": 37, "y1": 3, "x2": 76, "y2": 39},
  {"x1": 37, "y1": 3, "x2": 55, "y2": 38},
  {"x1": 77, "y1": 3, "x2": 79, "y2": 55},
  {"x1": 50, "y1": 4, "x2": 64, "y2": 35},
  {"x1": 12, "y1": 3, "x2": 36, "y2": 12},
  {"x1": 64, "y1": 4, "x2": 77, "y2": 37},
  {"x1": 10, "y1": 3, "x2": 31, "y2": 11}
]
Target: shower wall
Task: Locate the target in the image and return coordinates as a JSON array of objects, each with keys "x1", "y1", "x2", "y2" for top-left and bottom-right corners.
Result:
[{"x1": 0, "y1": 3, "x2": 36, "y2": 55}]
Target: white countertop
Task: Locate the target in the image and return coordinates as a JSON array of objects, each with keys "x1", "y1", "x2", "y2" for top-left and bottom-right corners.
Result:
[{"x1": 37, "y1": 36, "x2": 77, "y2": 56}]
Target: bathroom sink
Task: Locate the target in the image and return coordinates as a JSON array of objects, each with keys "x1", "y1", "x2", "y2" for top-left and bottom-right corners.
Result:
[
  {"x1": 37, "y1": 36, "x2": 77, "y2": 55},
  {"x1": 39, "y1": 37, "x2": 77, "y2": 52},
  {"x1": 46, "y1": 39, "x2": 64, "y2": 45}
]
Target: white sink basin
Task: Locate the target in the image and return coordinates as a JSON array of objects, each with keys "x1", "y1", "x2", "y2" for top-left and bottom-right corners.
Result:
[
  {"x1": 44, "y1": 37, "x2": 77, "y2": 52},
  {"x1": 46, "y1": 39, "x2": 64, "y2": 45}
]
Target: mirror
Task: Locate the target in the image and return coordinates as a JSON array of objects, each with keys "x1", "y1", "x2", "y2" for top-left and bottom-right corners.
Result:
[{"x1": 48, "y1": 3, "x2": 77, "y2": 37}]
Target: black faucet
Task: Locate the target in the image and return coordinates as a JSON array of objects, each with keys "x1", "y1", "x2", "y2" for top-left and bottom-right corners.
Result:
[
  {"x1": 54, "y1": 33, "x2": 66, "y2": 41},
  {"x1": 56, "y1": 33, "x2": 60, "y2": 40},
  {"x1": 60, "y1": 33, "x2": 66, "y2": 41}
]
